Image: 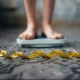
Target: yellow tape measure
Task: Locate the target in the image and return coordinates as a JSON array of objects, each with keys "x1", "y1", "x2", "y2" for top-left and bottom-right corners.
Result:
[{"x1": 0, "y1": 50, "x2": 80, "y2": 59}]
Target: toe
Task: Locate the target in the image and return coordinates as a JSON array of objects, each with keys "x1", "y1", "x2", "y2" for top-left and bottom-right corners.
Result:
[
  {"x1": 23, "y1": 35, "x2": 26, "y2": 40},
  {"x1": 28, "y1": 36, "x2": 32, "y2": 40},
  {"x1": 26, "y1": 35, "x2": 33, "y2": 40},
  {"x1": 58, "y1": 34, "x2": 63, "y2": 39},
  {"x1": 47, "y1": 33, "x2": 58, "y2": 39},
  {"x1": 19, "y1": 34, "x2": 22, "y2": 38},
  {"x1": 51, "y1": 33, "x2": 59, "y2": 39},
  {"x1": 19, "y1": 33, "x2": 26, "y2": 40},
  {"x1": 55, "y1": 33, "x2": 63, "y2": 39},
  {"x1": 49, "y1": 35, "x2": 58, "y2": 39},
  {"x1": 19, "y1": 34, "x2": 24, "y2": 39},
  {"x1": 26, "y1": 35, "x2": 30, "y2": 40},
  {"x1": 25, "y1": 35, "x2": 28, "y2": 39},
  {"x1": 29, "y1": 35, "x2": 35, "y2": 40}
]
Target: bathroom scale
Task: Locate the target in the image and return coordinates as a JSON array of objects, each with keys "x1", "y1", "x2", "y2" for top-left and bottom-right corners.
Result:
[{"x1": 17, "y1": 34, "x2": 67, "y2": 47}]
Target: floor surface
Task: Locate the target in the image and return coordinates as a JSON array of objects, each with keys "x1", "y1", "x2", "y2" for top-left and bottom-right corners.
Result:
[{"x1": 0, "y1": 26, "x2": 80, "y2": 80}]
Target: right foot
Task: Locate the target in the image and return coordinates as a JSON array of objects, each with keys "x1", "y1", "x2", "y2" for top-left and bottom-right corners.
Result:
[
  {"x1": 42, "y1": 23, "x2": 63, "y2": 39},
  {"x1": 19, "y1": 22, "x2": 37, "y2": 40}
]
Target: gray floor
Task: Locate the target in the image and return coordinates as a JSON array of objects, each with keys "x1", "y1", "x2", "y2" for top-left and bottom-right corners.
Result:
[{"x1": 0, "y1": 26, "x2": 80, "y2": 80}]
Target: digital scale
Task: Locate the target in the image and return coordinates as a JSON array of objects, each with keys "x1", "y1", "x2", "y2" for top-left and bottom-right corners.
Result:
[{"x1": 17, "y1": 34, "x2": 67, "y2": 47}]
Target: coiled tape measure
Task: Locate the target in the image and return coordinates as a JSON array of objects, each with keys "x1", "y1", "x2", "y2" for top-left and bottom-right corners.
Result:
[{"x1": 0, "y1": 50, "x2": 80, "y2": 59}]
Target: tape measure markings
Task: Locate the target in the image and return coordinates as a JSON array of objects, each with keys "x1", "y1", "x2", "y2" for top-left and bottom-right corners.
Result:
[{"x1": 0, "y1": 50, "x2": 80, "y2": 59}]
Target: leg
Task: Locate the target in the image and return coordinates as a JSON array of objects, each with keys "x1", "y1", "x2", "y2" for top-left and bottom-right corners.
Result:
[
  {"x1": 19, "y1": 0, "x2": 37, "y2": 40},
  {"x1": 42, "y1": 0, "x2": 63, "y2": 39}
]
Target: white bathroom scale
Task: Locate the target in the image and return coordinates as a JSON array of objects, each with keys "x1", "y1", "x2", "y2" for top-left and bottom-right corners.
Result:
[{"x1": 17, "y1": 34, "x2": 67, "y2": 47}]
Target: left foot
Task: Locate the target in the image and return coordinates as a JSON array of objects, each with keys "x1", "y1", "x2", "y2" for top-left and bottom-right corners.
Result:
[{"x1": 42, "y1": 24, "x2": 63, "y2": 39}]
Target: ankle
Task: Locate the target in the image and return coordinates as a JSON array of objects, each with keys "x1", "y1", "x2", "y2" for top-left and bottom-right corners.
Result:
[
  {"x1": 42, "y1": 21, "x2": 51, "y2": 26},
  {"x1": 27, "y1": 21, "x2": 37, "y2": 27},
  {"x1": 42, "y1": 22, "x2": 51, "y2": 28}
]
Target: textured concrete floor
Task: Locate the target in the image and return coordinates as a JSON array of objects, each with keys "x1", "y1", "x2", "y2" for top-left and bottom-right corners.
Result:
[{"x1": 0, "y1": 26, "x2": 80, "y2": 80}]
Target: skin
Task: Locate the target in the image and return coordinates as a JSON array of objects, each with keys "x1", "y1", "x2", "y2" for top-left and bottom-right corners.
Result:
[{"x1": 19, "y1": 0, "x2": 63, "y2": 40}]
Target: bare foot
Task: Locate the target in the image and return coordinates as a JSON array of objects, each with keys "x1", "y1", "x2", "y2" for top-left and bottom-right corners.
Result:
[
  {"x1": 42, "y1": 24, "x2": 63, "y2": 39},
  {"x1": 19, "y1": 22, "x2": 37, "y2": 40}
]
